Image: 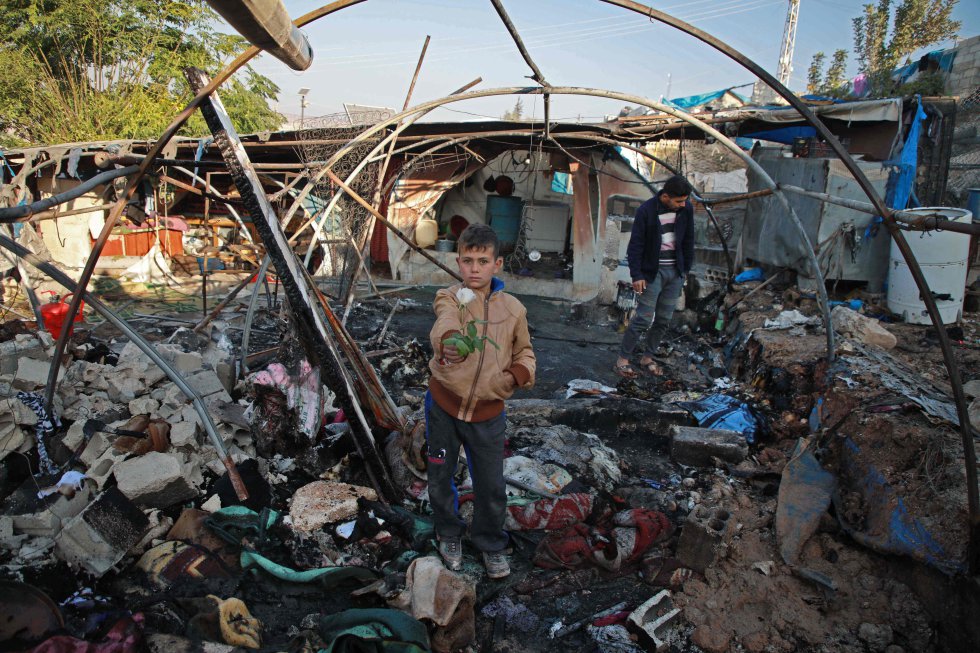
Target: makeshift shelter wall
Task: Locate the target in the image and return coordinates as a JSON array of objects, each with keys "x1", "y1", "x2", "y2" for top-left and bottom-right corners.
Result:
[
  {"x1": 35, "y1": 176, "x2": 105, "y2": 270},
  {"x1": 386, "y1": 158, "x2": 484, "y2": 278}
]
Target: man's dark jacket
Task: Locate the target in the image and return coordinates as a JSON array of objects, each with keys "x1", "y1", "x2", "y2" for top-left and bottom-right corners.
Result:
[{"x1": 626, "y1": 193, "x2": 695, "y2": 283}]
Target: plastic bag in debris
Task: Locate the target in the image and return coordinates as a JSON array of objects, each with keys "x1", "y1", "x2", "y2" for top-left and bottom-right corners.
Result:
[
  {"x1": 763, "y1": 309, "x2": 821, "y2": 330},
  {"x1": 565, "y1": 379, "x2": 618, "y2": 399},
  {"x1": 317, "y1": 608, "x2": 430, "y2": 653},
  {"x1": 586, "y1": 624, "x2": 644, "y2": 653},
  {"x1": 505, "y1": 493, "x2": 594, "y2": 531},
  {"x1": 534, "y1": 509, "x2": 672, "y2": 571},
  {"x1": 389, "y1": 556, "x2": 476, "y2": 653},
  {"x1": 734, "y1": 267, "x2": 765, "y2": 283},
  {"x1": 675, "y1": 393, "x2": 762, "y2": 445},
  {"x1": 240, "y1": 550, "x2": 378, "y2": 586},
  {"x1": 833, "y1": 437, "x2": 964, "y2": 575},
  {"x1": 502, "y1": 455, "x2": 572, "y2": 496}
]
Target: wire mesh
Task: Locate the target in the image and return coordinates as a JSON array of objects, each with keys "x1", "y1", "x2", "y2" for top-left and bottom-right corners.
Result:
[{"x1": 295, "y1": 112, "x2": 387, "y2": 296}]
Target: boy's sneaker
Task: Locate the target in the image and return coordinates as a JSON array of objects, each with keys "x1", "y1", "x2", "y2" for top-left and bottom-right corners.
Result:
[
  {"x1": 438, "y1": 536, "x2": 462, "y2": 571},
  {"x1": 483, "y1": 550, "x2": 510, "y2": 579}
]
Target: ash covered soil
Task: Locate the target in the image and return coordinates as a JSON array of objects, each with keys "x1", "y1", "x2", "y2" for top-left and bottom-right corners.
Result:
[{"x1": 1, "y1": 280, "x2": 978, "y2": 652}]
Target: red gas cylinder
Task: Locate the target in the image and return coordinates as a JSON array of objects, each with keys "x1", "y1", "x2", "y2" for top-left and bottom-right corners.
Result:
[
  {"x1": 494, "y1": 175, "x2": 515, "y2": 197},
  {"x1": 40, "y1": 294, "x2": 84, "y2": 336}
]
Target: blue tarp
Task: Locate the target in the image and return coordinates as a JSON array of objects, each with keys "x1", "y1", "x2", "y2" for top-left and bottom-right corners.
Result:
[
  {"x1": 551, "y1": 171, "x2": 573, "y2": 195},
  {"x1": 741, "y1": 125, "x2": 817, "y2": 145},
  {"x1": 835, "y1": 438, "x2": 964, "y2": 575},
  {"x1": 675, "y1": 394, "x2": 762, "y2": 444}
]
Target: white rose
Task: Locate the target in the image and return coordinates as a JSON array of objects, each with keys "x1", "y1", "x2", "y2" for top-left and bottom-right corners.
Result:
[{"x1": 455, "y1": 287, "x2": 476, "y2": 305}]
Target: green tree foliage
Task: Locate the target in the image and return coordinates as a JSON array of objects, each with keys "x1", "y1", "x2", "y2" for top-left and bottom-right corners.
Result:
[
  {"x1": 0, "y1": 0, "x2": 283, "y2": 146},
  {"x1": 805, "y1": 49, "x2": 849, "y2": 96},
  {"x1": 852, "y1": 0, "x2": 959, "y2": 95},
  {"x1": 807, "y1": 52, "x2": 826, "y2": 94},
  {"x1": 805, "y1": 0, "x2": 958, "y2": 99}
]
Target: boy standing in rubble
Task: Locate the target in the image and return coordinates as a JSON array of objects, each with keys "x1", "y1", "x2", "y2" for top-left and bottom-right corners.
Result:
[
  {"x1": 425, "y1": 223, "x2": 536, "y2": 579},
  {"x1": 615, "y1": 174, "x2": 695, "y2": 378}
]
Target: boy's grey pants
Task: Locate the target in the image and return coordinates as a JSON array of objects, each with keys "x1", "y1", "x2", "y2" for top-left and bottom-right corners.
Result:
[{"x1": 424, "y1": 391, "x2": 509, "y2": 552}]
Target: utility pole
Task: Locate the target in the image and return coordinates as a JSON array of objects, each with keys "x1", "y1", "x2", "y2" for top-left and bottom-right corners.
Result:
[
  {"x1": 298, "y1": 87, "x2": 310, "y2": 129},
  {"x1": 752, "y1": 0, "x2": 800, "y2": 105}
]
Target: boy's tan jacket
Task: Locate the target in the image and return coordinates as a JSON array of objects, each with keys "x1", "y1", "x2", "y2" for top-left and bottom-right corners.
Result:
[{"x1": 428, "y1": 280, "x2": 535, "y2": 422}]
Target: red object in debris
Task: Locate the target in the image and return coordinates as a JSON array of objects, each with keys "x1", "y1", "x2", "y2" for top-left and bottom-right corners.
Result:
[
  {"x1": 592, "y1": 611, "x2": 631, "y2": 627},
  {"x1": 332, "y1": 408, "x2": 346, "y2": 424},
  {"x1": 495, "y1": 175, "x2": 514, "y2": 196},
  {"x1": 40, "y1": 294, "x2": 84, "y2": 336}
]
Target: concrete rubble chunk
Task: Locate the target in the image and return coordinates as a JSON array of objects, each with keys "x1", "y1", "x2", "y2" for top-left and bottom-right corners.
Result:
[
  {"x1": 55, "y1": 486, "x2": 149, "y2": 577},
  {"x1": 79, "y1": 431, "x2": 111, "y2": 467},
  {"x1": 186, "y1": 370, "x2": 228, "y2": 398},
  {"x1": 670, "y1": 425, "x2": 747, "y2": 467},
  {"x1": 963, "y1": 379, "x2": 980, "y2": 398},
  {"x1": 289, "y1": 481, "x2": 378, "y2": 533},
  {"x1": 108, "y1": 374, "x2": 144, "y2": 403},
  {"x1": 14, "y1": 357, "x2": 62, "y2": 390},
  {"x1": 113, "y1": 451, "x2": 199, "y2": 507},
  {"x1": 128, "y1": 397, "x2": 160, "y2": 417},
  {"x1": 170, "y1": 420, "x2": 200, "y2": 448},
  {"x1": 0, "y1": 333, "x2": 49, "y2": 375},
  {"x1": 831, "y1": 306, "x2": 897, "y2": 350}
]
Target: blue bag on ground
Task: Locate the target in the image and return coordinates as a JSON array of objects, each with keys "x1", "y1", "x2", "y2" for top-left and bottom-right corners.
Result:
[{"x1": 675, "y1": 394, "x2": 761, "y2": 444}]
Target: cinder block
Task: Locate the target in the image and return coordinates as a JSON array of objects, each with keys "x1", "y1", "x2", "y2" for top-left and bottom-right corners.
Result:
[
  {"x1": 627, "y1": 590, "x2": 681, "y2": 652},
  {"x1": 670, "y1": 425, "x2": 747, "y2": 468},
  {"x1": 113, "y1": 451, "x2": 199, "y2": 508},
  {"x1": 55, "y1": 487, "x2": 149, "y2": 576}
]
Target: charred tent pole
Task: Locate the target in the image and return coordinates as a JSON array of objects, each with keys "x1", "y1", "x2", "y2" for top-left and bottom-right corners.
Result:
[
  {"x1": 598, "y1": 0, "x2": 979, "y2": 572},
  {"x1": 488, "y1": 0, "x2": 552, "y2": 139},
  {"x1": 0, "y1": 234, "x2": 250, "y2": 500},
  {"x1": 185, "y1": 67, "x2": 398, "y2": 502}
]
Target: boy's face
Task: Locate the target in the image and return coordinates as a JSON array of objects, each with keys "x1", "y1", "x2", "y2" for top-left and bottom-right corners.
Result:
[
  {"x1": 660, "y1": 192, "x2": 689, "y2": 211},
  {"x1": 456, "y1": 245, "x2": 502, "y2": 291}
]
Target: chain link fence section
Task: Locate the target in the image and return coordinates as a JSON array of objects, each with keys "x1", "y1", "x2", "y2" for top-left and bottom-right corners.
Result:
[
  {"x1": 946, "y1": 88, "x2": 980, "y2": 206},
  {"x1": 295, "y1": 112, "x2": 386, "y2": 294}
]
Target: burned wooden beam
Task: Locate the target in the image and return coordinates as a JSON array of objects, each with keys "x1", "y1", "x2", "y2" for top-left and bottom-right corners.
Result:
[{"x1": 185, "y1": 66, "x2": 399, "y2": 502}]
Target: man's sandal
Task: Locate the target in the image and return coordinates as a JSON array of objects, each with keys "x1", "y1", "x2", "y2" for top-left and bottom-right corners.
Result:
[{"x1": 613, "y1": 362, "x2": 638, "y2": 379}]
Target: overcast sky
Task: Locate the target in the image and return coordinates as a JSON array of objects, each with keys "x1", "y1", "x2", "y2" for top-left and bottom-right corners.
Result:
[{"x1": 246, "y1": 0, "x2": 980, "y2": 123}]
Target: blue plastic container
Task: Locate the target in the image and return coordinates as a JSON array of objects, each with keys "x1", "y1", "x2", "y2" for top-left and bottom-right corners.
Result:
[
  {"x1": 196, "y1": 257, "x2": 225, "y2": 273},
  {"x1": 485, "y1": 196, "x2": 523, "y2": 252}
]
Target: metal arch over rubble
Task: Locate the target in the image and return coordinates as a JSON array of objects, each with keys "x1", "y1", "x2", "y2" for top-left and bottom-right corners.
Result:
[
  {"x1": 0, "y1": 0, "x2": 973, "y2": 567},
  {"x1": 3, "y1": 1, "x2": 980, "y2": 651}
]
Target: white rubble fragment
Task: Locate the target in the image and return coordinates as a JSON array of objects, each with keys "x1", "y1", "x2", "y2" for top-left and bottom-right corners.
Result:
[
  {"x1": 14, "y1": 357, "x2": 61, "y2": 390},
  {"x1": 128, "y1": 397, "x2": 160, "y2": 417},
  {"x1": 201, "y1": 494, "x2": 222, "y2": 513},
  {"x1": 831, "y1": 306, "x2": 897, "y2": 350},
  {"x1": 113, "y1": 451, "x2": 199, "y2": 508}
]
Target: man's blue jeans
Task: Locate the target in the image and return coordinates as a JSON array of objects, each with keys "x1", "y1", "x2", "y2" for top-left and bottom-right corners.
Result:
[{"x1": 619, "y1": 266, "x2": 684, "y2": 360}]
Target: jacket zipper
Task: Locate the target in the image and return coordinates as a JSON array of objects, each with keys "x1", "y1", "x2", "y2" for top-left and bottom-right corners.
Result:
[{"x1": 461, "y1": 290, "x2": 491, "y2": 418}]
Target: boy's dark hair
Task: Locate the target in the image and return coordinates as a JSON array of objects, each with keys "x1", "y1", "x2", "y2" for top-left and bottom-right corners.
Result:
[
  {"x1": 457, "y1": 223, "x2": 500, "y2": 257},
  {"x1": 661, "y1": 175, "x2": 693, "y2": 199}
]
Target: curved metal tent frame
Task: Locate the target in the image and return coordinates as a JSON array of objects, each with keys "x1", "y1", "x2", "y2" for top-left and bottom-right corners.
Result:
[{"x1": 9, "y1": 0, "x2": 974, "y2": 570}]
